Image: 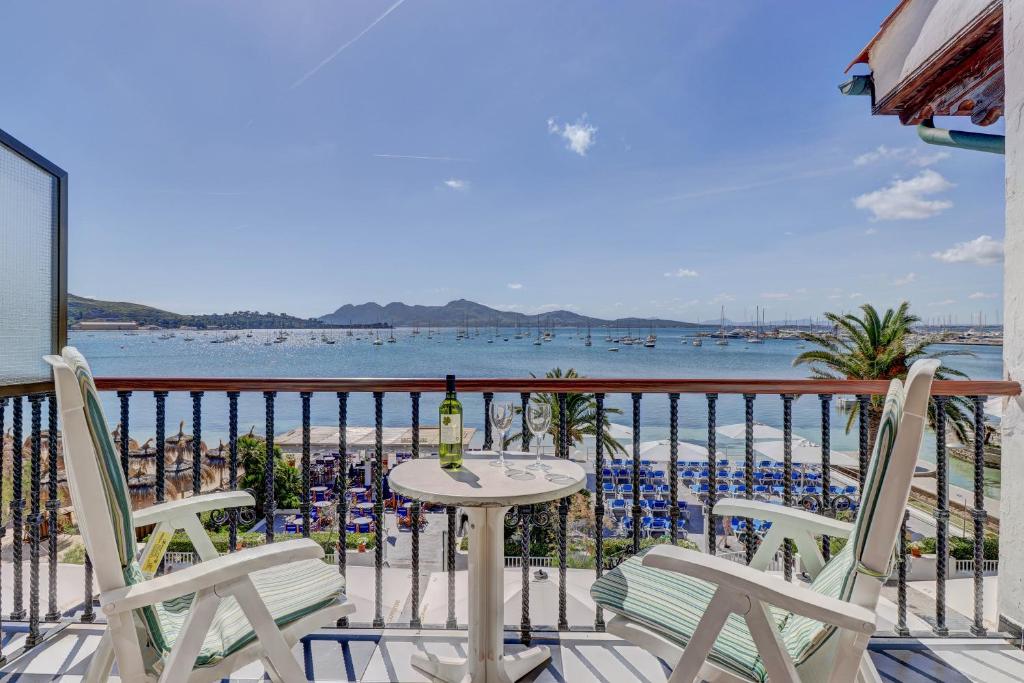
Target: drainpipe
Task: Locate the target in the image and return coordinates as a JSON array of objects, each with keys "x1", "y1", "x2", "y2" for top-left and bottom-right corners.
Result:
[{"x1": 918, "y1": 118, "x2": 1004, "y2": 155}]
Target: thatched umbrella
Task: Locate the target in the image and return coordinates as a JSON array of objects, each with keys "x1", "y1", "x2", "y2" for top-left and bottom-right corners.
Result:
[
  {"x1": 163, "y1": 421, "x2": 215, "y2": 499},
  {"x1": 130, "y1": 438, "x2": 158, "y2": 476}
]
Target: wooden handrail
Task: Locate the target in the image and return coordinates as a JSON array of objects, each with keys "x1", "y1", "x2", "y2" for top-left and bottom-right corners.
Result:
[{"x1": 92, "y1": 377, "x2": 1021, "y2": 396}]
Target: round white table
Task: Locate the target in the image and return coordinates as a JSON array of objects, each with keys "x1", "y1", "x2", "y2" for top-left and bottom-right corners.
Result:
[{"x1": 389, "y1": 452, "x2": 585, "y2": 683}]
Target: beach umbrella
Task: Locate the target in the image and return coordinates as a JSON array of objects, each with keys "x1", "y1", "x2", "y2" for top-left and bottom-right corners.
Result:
[
  {"x1": 605, "y1": 423, "x2": 635, "y2": 441},
  {"x1": 752, "y1": 439, "x2": 857, "y2": 468},
  {"x1": 637, "y1": 440, "x2": 714, "y2": 461},
  {"x1": 717, "y1": 423, "x2": 787, "y2": 441}
]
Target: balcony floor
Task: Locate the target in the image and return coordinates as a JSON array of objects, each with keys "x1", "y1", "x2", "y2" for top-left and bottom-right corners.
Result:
[{"x1": 1, "y1": 624, "x2": 1023, "y2": 682}]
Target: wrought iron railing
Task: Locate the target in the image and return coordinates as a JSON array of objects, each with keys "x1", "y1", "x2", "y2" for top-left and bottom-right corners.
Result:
[{"x1": 0, "y1": 375, "x2": 1017, "y2": 659}]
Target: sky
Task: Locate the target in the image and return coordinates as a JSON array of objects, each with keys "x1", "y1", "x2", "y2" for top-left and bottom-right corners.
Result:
[{"x1": 0, "y1": 1, "x2": 1007, "y2": 325}]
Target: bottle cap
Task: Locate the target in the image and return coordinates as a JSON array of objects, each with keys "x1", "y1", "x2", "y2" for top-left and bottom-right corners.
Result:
[{"x1": 446, "y1": 374, "x2": 456, "y2": 392}]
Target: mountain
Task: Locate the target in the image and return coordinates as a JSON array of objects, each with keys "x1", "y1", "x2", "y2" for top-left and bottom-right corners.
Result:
[
  {"x1": 319, "y1": 299, "x2": 697, "y2": 328},
  {"x1": 67, "y1": 294, "x2": 375, "y2": 330}
]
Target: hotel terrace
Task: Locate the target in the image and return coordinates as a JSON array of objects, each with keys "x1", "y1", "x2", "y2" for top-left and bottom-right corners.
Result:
[{"x1": 2, "y1": 2, "x2": 1024, "y2": 682}]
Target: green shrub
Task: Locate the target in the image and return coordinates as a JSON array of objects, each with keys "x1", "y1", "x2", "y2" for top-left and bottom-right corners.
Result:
[
  {"x1": 63, "y1": 543, "x2": 86, "y2": 565},
  {"x1": 154, "y1": 529, "x2": 375, "y2": 554}
]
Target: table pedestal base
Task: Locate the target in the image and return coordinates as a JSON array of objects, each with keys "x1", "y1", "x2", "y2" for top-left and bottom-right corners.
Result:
[{"x1": 410, "y1": 506, "x2": 550, "y2": 682}]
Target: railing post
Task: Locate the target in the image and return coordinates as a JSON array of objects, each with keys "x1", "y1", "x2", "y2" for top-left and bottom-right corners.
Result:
[
  {"x1": 373, "y1": 391, "x2": 385, "y2": 629},
  {"x1": 227, "y1": 392, "x2": 239, "y2": 552},
  {"x1": 631, "y1": 393, "x2": 642, "y2": 554},
  {"x1": 856, "y1": 394, "x2": 870, "y2": 491},
  {"x1": 11, "y1": 396, "x2": 25, "y2": 621},
  {"x1": 970, "y1": 395, "x2": 988, "y2": 636},
  {"x1": 781, "y1": 394, "x2": 794, "y2": 581},
  {"x1": 819, "y1": 394, "x2": 832, "y2": 562},
  {"x1": 263, "y1": 391, "x2": 276, "y2": 543},
  {"x1": 81, "y1": 553, "x2": 95, "y2": 623},
  {"x1": 482, "y1": 392, "x2": 493, "y2": 450},
  {"x1": 705, "y1": 393, "x2": 718, "y2": 555},
  {"x1": 519, "y1": 504, "x2": 532, "y2": 644},
  {"x1": 117, "y1": 391, "x2": 131, "y2": 477},
  {"x1": 896, "y1": 509, "x2": 910, "y2": 636},
  {"x1": 300, "y1": 392, "x2": 312, "y2": 538},
  {"x1": 557, "y1": 392, "x2": 568, "y2": 631},
  {"x1": 446, "y1": 505, "x2": 457, "y2": 630},
  {"x1": 933, "y1": 395, "x2": 949, "y2": 636},
  {"x1": 593, "y1": 393, "x2": 606, "y2": 631},
  {"x1": 743, "y1": 394, "x2": 755, "y2": 565},
  {"x1": 335, "y1": 392, "x2": 349, "y2": 628},
  {"x1": 409, "y1": 392, "x2": 422, "y2": 629},
  {"x1": 154, "y1": 392, "x2": 167, "y2": 505},
  {"x1": 26, "y1": 394, "x2": 43, "y2": 646},
  {"x1": 669, "y1": 393, "x2": 680, "y2": 546},
  {"x1": 45, "y1": 394, "x2": 60, "y2": 622},
  {"x1": 520, "y1": 392, "x2": 531, "y2": 451},
  {"x1": 191, "y1": 391, "x2": 203, "y2": 497}
]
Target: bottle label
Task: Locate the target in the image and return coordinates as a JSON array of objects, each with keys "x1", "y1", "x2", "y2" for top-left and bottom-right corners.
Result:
[{"x1": 440, "y1": 414, "x2": 462, "y2": 445}]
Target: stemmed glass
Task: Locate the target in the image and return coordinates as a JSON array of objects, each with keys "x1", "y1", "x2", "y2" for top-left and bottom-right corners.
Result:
[
  {"x1": 525, "y1": 402, "x2": 552, "y2": 471},
  {"x1": 489, "y1": 401, "x2": 514, "y2": 468}
]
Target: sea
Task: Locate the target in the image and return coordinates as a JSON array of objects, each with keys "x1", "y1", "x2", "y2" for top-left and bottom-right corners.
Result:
[{"x1": 69, "y1": 326, "x2": 1004, "y2": 498}]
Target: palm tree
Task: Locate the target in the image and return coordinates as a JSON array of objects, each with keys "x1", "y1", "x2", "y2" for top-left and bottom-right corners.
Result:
[
  {"x1": 794, "y1": 302, "x2": 974, "y2": 445},
  {"x1": 508, "y1": 368, "x2": 626, "y2": 456}
]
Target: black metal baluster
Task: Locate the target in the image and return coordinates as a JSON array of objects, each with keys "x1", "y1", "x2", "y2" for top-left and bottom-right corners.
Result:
[
  {"x1": 227, "y1": 392, "x2": 239, "y2": 552},
  {"x1": 300, "y1": 392, "x2": 312, "y2": 538},
  {"x1": 593, "y1": 394, "x2": 606, "y2": 631},
  {"x1": 819, "y1": 394, "x2": 832, "y2": 562},
  {"x1": 483, "y1": 392, "x2": 493, "y2": 450},
  {"x1": 117, "y1": 391, "x2": 131, "y2": 477},
  {"x1": 705, "y1": 393, "x2": 718, "y2": 556},
  {"x1": 191, "y1": 391, "x2": 203, "y2": 496},
  {"x1": 970, "y1": 395, "x2": 987, "y2": 636},
  {"x1": 11, "y1": 396, "x2": 25, "y2": 621},
  {"x1": 335, "y1": 392, "x2": 349, "y2": 628},
  {"x1": 743, "y1": 394, "x2": 755, "y2": 565},
  {"x1": 520, "y1": 393, "x2": 531, "y2": 451},
  {"x1": 781, "y1": 394, "x2": 794, "y2": 581},
  {"x1": 26, "y1": 394, "x2": 43, "y2": 646},
  {"x1": 933, "y1": 395, "x2": 949, "y2": 636},
  {"x1": 631, "y1": 393, "x2": 641, "y2": 554},
  {"x1": 81, "y1": 553, "x2": 94, "y2": 623},
  {"x1": 373, "y1": 392, "x2": 385, "y2": 628},
  {"x1": 409, "y1": 392, "x2": 422, "y2": 629},
  {"x1": 154, "y1": 392, "x2": 167, "y2": 504},
  {"x1": 264, "y1": 391, "x2": 276, "y2": 543},
  {"x1": 896, "y1": 509, "x2": 910, "y2": 636},
  {"x1": 45, "y1": 394, "x2": 59, "y2": 621},
  {"x1": 519, "y1": 504, "x2": 532, "y2": 644},
  {"x1": 669, "y1": 394, "x2": 680, "y2": 546},
  {"x1": 446, "y1": 505, "x2": 457, "y2": 629},
  {"x1": 557, "y1": 393, "x2": 568, "y2": 631},
  {"x1": 856, "y1": 394, "x2": 870, "y2": 492}
]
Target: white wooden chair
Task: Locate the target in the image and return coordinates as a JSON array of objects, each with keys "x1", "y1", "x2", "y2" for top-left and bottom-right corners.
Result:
[
  {"x1": 591, "y1": 359, "x2": 938, "y2": 683},
  {"x1": 47, "y1": 348, "x2": 355, "y2": 683}
]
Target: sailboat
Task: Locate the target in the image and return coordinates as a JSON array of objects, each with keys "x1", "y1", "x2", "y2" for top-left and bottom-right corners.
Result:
[
  {"x1": 748, "y1": 306, "x2": 764, "y2": 343},
  {"x1": 644, "y1": 321, "x2": 656, "y2": 348},
  {"x1": 715, "y1": 307, "x2": 729, "y2": 346},
  {"x1": 584, "y1": 323, "x2": 593, "y2": 347}
]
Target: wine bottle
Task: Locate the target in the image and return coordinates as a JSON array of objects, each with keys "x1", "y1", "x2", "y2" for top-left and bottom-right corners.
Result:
[{"x1": 439, "y1": 374, "x2": 463, "y2": 469}]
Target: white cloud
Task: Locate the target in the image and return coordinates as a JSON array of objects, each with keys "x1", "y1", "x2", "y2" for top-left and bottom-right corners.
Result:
[
  {"x1": 854, "y1": 145, "x2": 949, "y2": 168},
  {"x1": 931, "y1": 235, "x2": 1004, "y2": 265},
  {"x1": 828, "y1": 294, "x2": 842, "y2": 300},
  {"x1": 853, "y1": 169, "x2": 954, "y2": 220},
  {"x1": 760, "y1": 292, "x2": 790, "y2": 300},
  {"x1": 506, "y1": 283, "x2": 523, "y2": 290},
  {"x1": 443, "y1": 178, "x2": 468, "y2": 190},
  {"x1": 664, "y1": 268, "x2": 699, "y2": 278},
  {"x1": 929, "y1": 299, "x2": 956, "y2": 307},
  {"x1": 710, "y1": 293, "x2": 736, "y2": 304},
  {"x1": 969, "y1": 291, "x2": 998, "y2": 300},
  {"x1": 547, "y1": 115, "x2": 597, "y2": 156},
  {"x1": 864, "y1": 227, "x2": 878, "y2": 235},
  {"x1": 849, "y1": 292, "x2": 863, "y2": 299},
  {"x1": 893, "y1": 272, "x2": 916, "y2": 286}
]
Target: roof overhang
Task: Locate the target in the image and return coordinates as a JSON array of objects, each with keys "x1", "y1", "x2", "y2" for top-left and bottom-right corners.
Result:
[{"x1": 847, "y1": 0, "x2": 1003, "y2": 126}]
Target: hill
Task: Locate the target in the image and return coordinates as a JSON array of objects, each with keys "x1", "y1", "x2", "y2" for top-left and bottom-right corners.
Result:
[{"x1": 320, "y1": 299, "x2": 696, "y2": 328}]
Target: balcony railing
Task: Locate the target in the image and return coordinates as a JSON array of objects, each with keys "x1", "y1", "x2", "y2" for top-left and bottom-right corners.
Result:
[{"x1": 0, "y1": 375, "x2": 1017, "y2": 662}]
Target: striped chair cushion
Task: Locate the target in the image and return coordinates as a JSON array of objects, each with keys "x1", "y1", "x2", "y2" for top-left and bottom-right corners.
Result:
[
  {"x1": 591, "y1": 549, "x2": 788, "y2": 682},
  {"x1": 148, "y1": 558, "x2": 345, "y2": 668}
]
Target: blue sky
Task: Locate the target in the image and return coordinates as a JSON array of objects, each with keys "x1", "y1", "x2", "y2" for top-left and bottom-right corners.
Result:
[{"x1": 0, "y1": 1, "x2": 1006, "y2": 324}]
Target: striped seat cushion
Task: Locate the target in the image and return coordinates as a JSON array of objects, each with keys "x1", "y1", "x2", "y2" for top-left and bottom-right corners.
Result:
[
  {"x1": 591, "y1": 548, "x2": 788, "y2": 682},
  {"x1": 151, "y1": 558, "x2": 345, "y2": 668}
]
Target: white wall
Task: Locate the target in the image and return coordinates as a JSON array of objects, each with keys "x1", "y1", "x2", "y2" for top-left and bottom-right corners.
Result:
[{"x1": 999, "y1": 0, "x2": 1024, "y2": 636}]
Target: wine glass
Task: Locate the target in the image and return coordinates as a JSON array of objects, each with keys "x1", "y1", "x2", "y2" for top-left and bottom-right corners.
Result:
[
  {"x1": 489, "y1": 401, "x2": 515, "y2": 467},
  {"x1": 525, "y1": 402, "x2": 552, "y2": 471}
]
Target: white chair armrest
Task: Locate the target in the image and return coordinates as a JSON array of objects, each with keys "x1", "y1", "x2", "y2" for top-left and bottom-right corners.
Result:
[
  {"x1": 712, "y1": 498, "x2": 854, "y2": 538},
  {"x1": 133, "y1": 491, "x2": 255, "y2": 528},
  {"x1": 101, "y1": 539, "x2": 325, "y2": 614},
  {"x1": 642, "y1": 545, "x2": 875, "y2": 635}
]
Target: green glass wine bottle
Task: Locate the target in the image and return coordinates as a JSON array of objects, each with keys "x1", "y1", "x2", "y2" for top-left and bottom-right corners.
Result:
[{"x1": 438, "y1": 374, "x2": 463, "y2": 469}]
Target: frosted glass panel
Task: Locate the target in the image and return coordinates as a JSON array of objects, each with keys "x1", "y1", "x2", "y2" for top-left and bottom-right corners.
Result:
[{"x1": 0, "y1": 142, "x2": 58, "y2": 388}]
